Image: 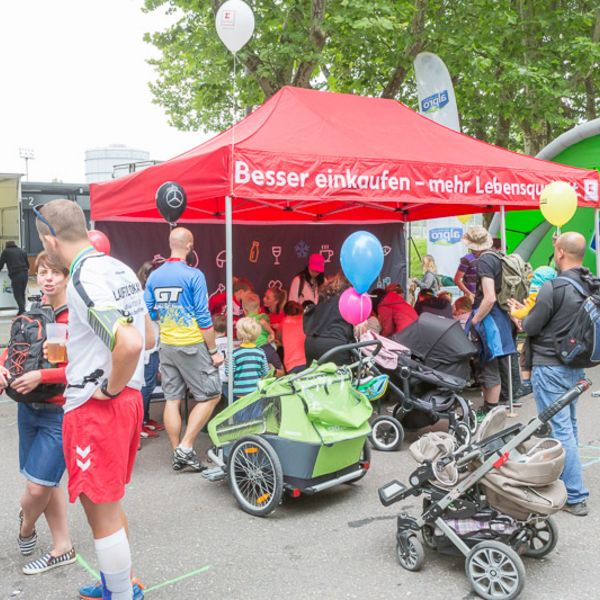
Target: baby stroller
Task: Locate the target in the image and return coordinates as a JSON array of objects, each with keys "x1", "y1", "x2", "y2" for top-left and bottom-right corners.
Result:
[
  {"x1": 377, "y1": 379, "x2": 591, "y2": 600},
  {"x1": 360, "y1": 331, "x2": 477, "y2": 452},
  {"x1": 392, "y1": 312, "x2": 476, "y2": 381}
]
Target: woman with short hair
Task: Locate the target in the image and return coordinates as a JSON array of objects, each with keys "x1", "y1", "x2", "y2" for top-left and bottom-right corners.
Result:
[{"x1": 0, "y1": 252, "x2": 75, "y2": 575}]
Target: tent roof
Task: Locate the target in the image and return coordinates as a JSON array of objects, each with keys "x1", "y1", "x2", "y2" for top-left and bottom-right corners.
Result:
[{"x1": 91, "y1": 86, "x2": 600, "y2": 223}]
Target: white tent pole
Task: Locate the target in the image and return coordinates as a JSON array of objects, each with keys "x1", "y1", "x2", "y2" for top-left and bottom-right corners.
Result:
[
  {"x1": 225, "y1": 195, "x2": 234, "y2": 406},
  {"x1": 595, "y1": 207, "x2": 600, "y2": 277},
  {"x1": 500, "y1": 206, "x2": 516, "y2": 417},
  {"x1": 404, "y1": 221, "x2": 410, "y2": 293}
]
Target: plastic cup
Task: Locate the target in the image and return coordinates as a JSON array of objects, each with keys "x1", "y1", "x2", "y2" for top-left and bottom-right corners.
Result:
[{"x1": 46, "y1": 323, "x2": 68, "y2": 363}]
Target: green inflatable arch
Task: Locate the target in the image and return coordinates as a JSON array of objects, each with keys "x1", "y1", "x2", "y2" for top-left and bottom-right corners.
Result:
[{"x1": 506, "y1": 122, "x2": 600, "y2": 271}]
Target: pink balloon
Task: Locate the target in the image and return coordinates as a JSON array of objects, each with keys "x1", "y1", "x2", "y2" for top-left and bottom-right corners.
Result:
[
  {"x1": 88, "y1": 229, "x2": 111, "y2": 254},
  {"x1": 338, "y1": 288, "x2": 372, "y2": 325}
]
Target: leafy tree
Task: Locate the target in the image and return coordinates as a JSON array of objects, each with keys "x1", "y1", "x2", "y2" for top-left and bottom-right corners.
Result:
[{"x1": 144, "y1": 0, "x2": 600, "y2": 154}]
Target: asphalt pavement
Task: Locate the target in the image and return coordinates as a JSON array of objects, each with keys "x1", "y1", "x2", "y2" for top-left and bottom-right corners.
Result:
[{"x1": 1, "y1": 373, "x2": 599, "y2": 600}]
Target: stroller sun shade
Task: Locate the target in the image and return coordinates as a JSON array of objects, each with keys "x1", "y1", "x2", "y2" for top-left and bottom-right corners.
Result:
[{"x1": 392, "y1": 313, "x2": 476, "y2": 380}]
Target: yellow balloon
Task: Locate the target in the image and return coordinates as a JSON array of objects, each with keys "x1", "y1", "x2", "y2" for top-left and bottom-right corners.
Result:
[
  {"x1": 457, "y1": 214, "x2": 472, "y2": 225},
  {"x1": 539, "y1": 181, "x2": 577, "y2": 227}
]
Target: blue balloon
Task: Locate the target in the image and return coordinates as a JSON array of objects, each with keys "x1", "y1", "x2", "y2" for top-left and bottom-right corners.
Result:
[{"x1": 340, "y1": 231, "x2": 384, "y2": 294}]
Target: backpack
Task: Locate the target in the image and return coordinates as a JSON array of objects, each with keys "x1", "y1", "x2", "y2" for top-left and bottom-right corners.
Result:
[
  {"x1": 4, "y1": 303, "x2": 66, "y2": 404},
  {"x1": 482, "y1": 251, "x2": 532, "y2": 311},
  {"x1": 553, "y1": 275, "x2": 600, "y2": 369}
]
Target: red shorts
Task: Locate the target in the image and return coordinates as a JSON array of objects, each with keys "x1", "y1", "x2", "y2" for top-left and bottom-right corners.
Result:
[{"x1": 62, "y1": 387, "x2": 143, "y2": 504}]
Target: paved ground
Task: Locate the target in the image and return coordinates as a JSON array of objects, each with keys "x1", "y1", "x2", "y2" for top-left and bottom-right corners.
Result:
[{"x1": 1, "y1": 373, "x2": 599, "y2": 600}]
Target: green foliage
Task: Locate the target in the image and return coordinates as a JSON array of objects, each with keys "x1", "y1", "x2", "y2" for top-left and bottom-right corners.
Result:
[{"x1": 145, "y1": 0, "x2": 600, "y2": 154}]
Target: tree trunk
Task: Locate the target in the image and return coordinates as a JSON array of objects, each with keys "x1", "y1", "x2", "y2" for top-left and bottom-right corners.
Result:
[{"x1": 381, "y1": 0, "x2": 428, "y2": 98}]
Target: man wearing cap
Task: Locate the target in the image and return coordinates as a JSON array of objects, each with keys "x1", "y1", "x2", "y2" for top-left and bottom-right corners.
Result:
[
  {"x1": 288, "y1": 253, "x2": 325, "y2": 306},
  {"x1": 464, "y1": 226, "x2": 516, "y2": 418}
]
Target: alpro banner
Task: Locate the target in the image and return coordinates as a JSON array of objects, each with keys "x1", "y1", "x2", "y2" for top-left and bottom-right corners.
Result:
[
  {"x1": 426, "y1": 216, "x2": 466, "y2": 279},
  {"x1": 414, "y1": 52, "x2": 460, "y2": 132}
]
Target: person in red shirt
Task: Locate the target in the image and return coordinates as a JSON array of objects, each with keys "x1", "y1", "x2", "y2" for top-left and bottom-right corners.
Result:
[
  {"x1": 208, "y1": 277, "x2": 253, "y2": 321},
  {"x1": 0, "y1": 251, "x2": 75, "y2": 575},
  {"x1": 279, "y1": 301, "x2": 306, "y2": 373},
  {"x1": 374, "y1": 283, "x2": 418, "y2": 337},
  {"x1": 262, "y1": 287, "x2": 286, "y2": 329}
]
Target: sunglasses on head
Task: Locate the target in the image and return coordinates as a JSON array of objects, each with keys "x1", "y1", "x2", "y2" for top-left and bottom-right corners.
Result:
[{"x1": 32, "y1": 204, "x2": 57, "y2": 237}]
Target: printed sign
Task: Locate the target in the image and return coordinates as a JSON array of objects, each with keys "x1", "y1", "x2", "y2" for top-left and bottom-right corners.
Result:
[{"x1": 421, "y1": 90, "x2": 449, "y2": 113}]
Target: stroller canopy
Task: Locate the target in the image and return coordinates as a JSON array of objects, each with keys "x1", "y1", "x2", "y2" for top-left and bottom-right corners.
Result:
[{"x1": 392, "y1": 313, "x2": 476, "y2": 380}]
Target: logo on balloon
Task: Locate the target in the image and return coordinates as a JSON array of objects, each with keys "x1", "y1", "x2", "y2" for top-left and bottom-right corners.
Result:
[
  {"x1": 165, "y1": 186, "x2": 185, "y2": 209},
  {"x1": 215, "y1": 0, "x2": 255, "y2": 54},
  {"x1": 156, "y1": 181, "x2": 187, "y2": 223}
]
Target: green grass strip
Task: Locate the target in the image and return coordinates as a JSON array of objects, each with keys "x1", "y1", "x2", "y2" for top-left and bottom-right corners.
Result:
[
  {"x1": 76, "y1": 553, "x2": 100, "y2": 580},
  {"x1": 144, "y1": 565, "x2": 212, "y2": 594}
]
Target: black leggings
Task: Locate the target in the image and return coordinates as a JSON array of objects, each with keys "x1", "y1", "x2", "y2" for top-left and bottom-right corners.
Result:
[
  {"x1": 304, "y1": 336, "x2": 353, "y2": 366},
  {"x1": 11, "y1": 271, "x2": 28, "y2": 315}
]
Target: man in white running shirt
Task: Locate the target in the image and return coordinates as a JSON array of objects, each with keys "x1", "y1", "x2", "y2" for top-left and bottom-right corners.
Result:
[{"x1": 35, "y1": 199, "x2": 154, "y2": 600}]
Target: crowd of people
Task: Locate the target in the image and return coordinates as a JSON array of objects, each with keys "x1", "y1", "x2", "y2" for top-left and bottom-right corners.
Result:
[{"x1": 2, "y1": 200, "x2": 596, "y2": 599}]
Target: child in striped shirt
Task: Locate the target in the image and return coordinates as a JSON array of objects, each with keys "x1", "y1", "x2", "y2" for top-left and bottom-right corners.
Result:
[{"x1": 226, "y1": 318, "x2": 269, "y2": 420}]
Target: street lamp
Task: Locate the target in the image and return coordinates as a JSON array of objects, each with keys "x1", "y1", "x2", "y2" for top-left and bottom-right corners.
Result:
[{"x1": 19, "y1": 147, "x2": 35, "y2": 181}]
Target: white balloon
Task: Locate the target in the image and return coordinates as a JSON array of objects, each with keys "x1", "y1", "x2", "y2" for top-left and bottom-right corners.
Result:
[{"x1": 215, "y1": 0, "x2": 255, "y2": 54}]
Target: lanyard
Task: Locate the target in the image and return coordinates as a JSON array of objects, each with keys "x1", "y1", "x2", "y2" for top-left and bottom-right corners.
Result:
[{"x1": 69, "y1": 246, "x2": 96, "y2": 277}]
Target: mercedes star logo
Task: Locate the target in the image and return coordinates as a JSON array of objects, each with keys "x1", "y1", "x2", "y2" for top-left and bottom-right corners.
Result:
[{"x1": 165, "y1": 186, "x2": 184, "y2": 208}]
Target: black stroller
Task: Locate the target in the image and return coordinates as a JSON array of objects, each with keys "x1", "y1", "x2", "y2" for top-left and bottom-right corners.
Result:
[
  {"x1": 359, "y1": 327, "x2": 477, "y2": 452},
  {"x1": 377, "y1": 379, "x2": 591, "y2": 600}
]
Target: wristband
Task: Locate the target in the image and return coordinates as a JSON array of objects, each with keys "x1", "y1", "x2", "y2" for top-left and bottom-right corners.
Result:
[
  {"x1": 100, "y1": 379, "x2": 121, "y2": 399},
  {"x1": 208, "y1": 347, "x2": 218, "y2": 356}
]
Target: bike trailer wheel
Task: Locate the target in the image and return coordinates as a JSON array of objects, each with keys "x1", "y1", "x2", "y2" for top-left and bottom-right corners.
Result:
[{"x1": 227, "y1": 435, "x2": 284, "y2": 517}]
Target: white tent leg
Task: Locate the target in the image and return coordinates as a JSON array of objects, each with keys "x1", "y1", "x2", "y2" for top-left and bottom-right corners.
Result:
[
  {"x1": 225, "y1": 195, "x2": 234, "y2": 406},
  {"x1": 500, "y1": 206, "x2": 516, "y2": 417},
  {"x1": 404, "y1": 221, "x2": 410, "y2": 293},
  {"x1": 595, "y1": 207, "x2": 600, "y2": 277}
]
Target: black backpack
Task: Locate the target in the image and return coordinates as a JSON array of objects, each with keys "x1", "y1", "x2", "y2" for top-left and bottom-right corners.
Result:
[
  {"x1": 4, "y1": 303, "x2": 67, "y2": 403},
  {"x1": 553, "y1": 274, "x2": 600, "y2": 369}
]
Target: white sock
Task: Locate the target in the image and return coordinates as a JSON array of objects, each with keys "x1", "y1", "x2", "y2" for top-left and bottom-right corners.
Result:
[
  {"x1": 94, "y1": 528, "x2": 133, "y2": 600},
  {"x1": 178, "y1": 445, "x2": 193, "y2": 453}
]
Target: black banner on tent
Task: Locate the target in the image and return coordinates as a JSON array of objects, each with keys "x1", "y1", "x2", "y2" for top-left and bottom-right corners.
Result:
[{"x1": 97, "y1": 221, "x2": 405, "y2": 298}]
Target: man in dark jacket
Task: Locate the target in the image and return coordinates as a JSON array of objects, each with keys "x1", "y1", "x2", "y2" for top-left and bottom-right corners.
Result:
[
  {"x1": 0, "y1": 241, "x2": 29, "y2": 314},
  {"x1": 522, "y1": 232, "x2": 593, "y2": 517}
]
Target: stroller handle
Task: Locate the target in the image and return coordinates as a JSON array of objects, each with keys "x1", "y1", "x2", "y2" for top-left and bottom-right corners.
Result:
[
  {"x1": 316, "y1": 340, "x2": 382, "y2": 365},
  {"x1": 539, "y1": 379, "x2": 591, "y2": 424}
]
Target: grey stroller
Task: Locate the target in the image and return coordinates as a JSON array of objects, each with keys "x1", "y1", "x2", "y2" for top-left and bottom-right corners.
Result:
[{"x1": 378, "y1": 379, "x2": 591, "y2": 600}]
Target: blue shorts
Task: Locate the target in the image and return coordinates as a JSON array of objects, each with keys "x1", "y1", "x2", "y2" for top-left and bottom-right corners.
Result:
[{"x1": 18, "y1": 402, "x2": 66, "y2": 487}]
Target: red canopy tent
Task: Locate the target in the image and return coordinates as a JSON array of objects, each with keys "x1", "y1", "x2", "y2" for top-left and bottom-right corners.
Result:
[
  {"x1": 91, "y1": 86, "x2": 599, "y2": 224},
  {"x1": 90, "y1": 86, "x2": 600, "y2": 406}
]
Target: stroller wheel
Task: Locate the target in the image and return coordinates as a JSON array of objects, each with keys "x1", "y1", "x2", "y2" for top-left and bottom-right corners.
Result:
[
  {"x1": 421, "y1": 525, "x2": 437, "y2": 549},
  {"x1": 522, "y1": 517, "x2": 558, "y2": 559},
  {"x1": 228, "y1": 435, "x2": 283, "y2": 517},
  {"x1": 369, "y1": 416, "x2": 404, "y2": 451},
  {"x1": 396, "y1": 535, "x2": 425, "y2": 571},
  {"x1": 452, "y1": 421, "x2": 472, "y2": 447},
  {"x1": 466, "y1": 541, "x2": 525, "y2": 600}
]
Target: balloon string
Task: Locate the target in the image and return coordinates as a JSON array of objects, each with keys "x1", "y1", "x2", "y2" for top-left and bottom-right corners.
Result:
[{"x1": 229, "y1": 52, "x2": 237, "y2": 198}]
